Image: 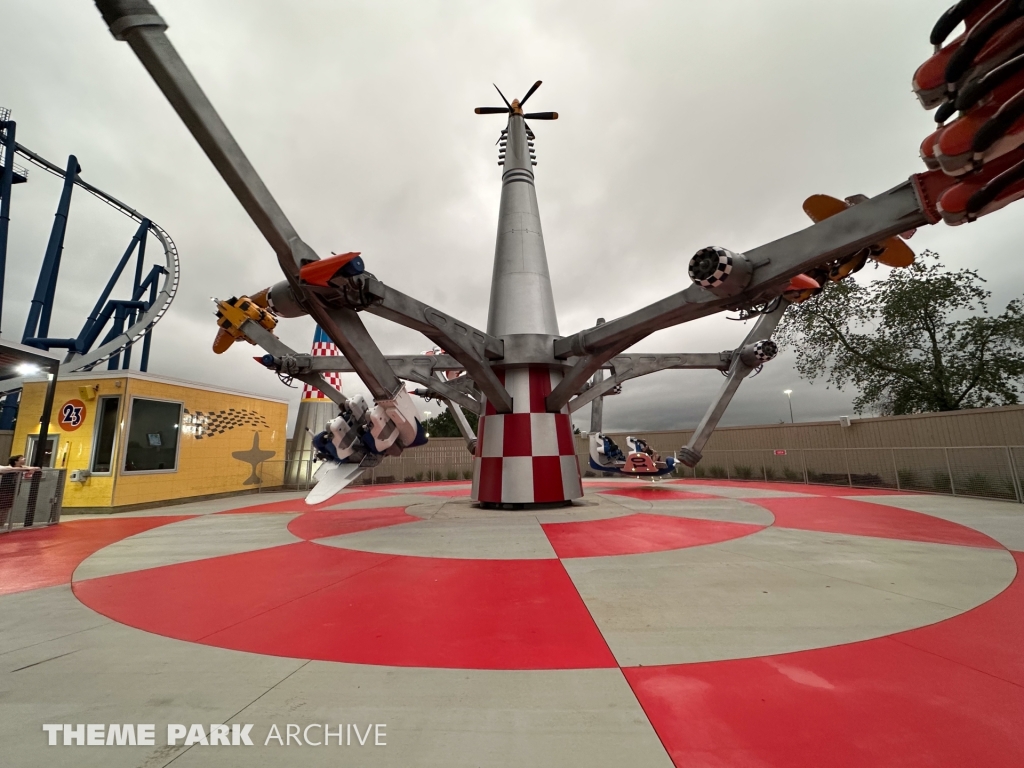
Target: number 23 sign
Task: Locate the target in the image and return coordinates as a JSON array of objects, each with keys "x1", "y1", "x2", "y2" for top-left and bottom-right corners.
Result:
[{"x1": 59, "y1": 399, "x2": 87, "y2": 431}]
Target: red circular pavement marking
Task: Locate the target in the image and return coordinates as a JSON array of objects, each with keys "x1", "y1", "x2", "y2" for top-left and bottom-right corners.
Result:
[
  {"x1": 360, "y1": 481, "x2": 472, "y2": 492},
  {"x1": 623, "y1": 552, "x2": 1024, "y2": 767},
  {"x1": 599, "y1": 487, "x2": 722, "y2": 501},
  {"x1": 286, "y1": 507, "x2": 419, "y2": 540},
  {"x1": 669, "y1": 478, "x2": 908, "y2": 496},
  {"x1": 218, "y1": 489, "x2": 389, "y2": 514},
  {"x1": 542, "y1": 513, "x2": 767, "y2": 558},
  {"x1": 752, "y1": 496, "x2": 1003, "y2": 549},
  {"x1": 418, "y1": 488, "x2": 473, "y2": 497},
  {"x1": 0, "y1": 516, "x2": 194, "y2": 596},
  {"x1": 73, "y1": 542, "x2": 616, "y2": 670}
]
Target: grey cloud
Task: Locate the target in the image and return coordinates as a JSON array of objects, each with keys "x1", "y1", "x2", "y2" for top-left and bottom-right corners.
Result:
[{"x1": 4, "y1": 0, "x2": 1022, "y2": 435}]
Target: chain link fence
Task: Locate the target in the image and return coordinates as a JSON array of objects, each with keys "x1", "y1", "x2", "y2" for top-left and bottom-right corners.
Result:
[
  {"x1": 255, "y1": 447, "x2": 476, "y2": 493},
  {"x1": 670, "y1": 446, "x2": 1024, "y2": 503},
  {"x1": 0, "y1": 469, "x2": 66, "y2": 533},
  {"x1": 255, "y1": 444, "x2": 1023, "y2": 504}
]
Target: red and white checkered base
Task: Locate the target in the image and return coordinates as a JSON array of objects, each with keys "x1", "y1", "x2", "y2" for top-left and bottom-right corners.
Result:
[{"x1": 471, "y1": 367, "x2": 583, "y2": 505}]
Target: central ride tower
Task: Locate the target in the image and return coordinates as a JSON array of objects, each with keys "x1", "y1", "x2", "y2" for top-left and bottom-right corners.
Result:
[{"x1": 472, "y1": 96, "x2": 582, "y2": 506}]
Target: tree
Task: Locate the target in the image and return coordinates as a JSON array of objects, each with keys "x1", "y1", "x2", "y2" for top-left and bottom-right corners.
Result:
[
  {"x1": 421, "y1": 407, "x2": 479, "y2": 437},
  {"x1": 777, "y1": 251, "x2": 1024, "y2": 416}
]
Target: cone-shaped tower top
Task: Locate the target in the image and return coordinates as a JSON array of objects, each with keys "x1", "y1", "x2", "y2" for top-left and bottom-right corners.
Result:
[{"x1": 478, "y1": 84, "x2": 560, "y2": 339}]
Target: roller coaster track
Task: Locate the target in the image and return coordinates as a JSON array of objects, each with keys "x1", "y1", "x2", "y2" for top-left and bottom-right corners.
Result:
[{"x1": 1, "y1": 142, "x2": 179, "y2": 391}]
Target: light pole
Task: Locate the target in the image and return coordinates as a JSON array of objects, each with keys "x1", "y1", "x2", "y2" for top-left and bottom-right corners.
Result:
[{"x1": 783, "y1": 390, "x2": 794, "y2": 424}]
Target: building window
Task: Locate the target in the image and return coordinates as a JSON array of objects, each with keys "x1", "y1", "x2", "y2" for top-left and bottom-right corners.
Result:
[
  {"x1": 123, "y1": 398, "x2": 182, "y2": 473},
  {"x1": 91, "y1": 396, "x2": 120, "y2": 473}
]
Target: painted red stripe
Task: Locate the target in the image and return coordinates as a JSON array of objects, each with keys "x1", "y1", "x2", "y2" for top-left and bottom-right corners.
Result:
[
  {"x1": 475, "y1": 415, "x2": 487, "y2": 457},
  {"x1": 754, "y1": 496, "x2": 1003, "y2": 549},
  {"x1": 669, "y1": 479, "x2": 908, "y2": 497},
  {"x1": 349, "y1": 480, "x2": 470, "y2": 491},
  {"x1": 502, "y1": 413, "x2": 533, "y2": 457},
  {"x1": 624, "y1": 625, "x2": 1024, "y2": 768},
  {"x1": 600, "y1": 488, "x2": 721, "y2": 501},
  {"x1": 891, "y1": 549, "x2": 1024, "y2": 687},
  {"x1": 529, "y1": 367, "x2": 552, "y2": 413},
  {"x1": 73, "y1": 542, "x2": 384, "y2": 642},
  {"x1": 478, "y1": 457, "x2": 502, "y2": 502},
  {"x1": 484, "y1": 369, "x2": 506, "y2": 416},
  {"x1": 74, "y1": 544, "x2": 617, "y2": 670},
  {"x1": 220, "y1": 490, "x2": 385, "y2": 514},
  {"x1": 0, "y1": 516, "x2": 193, "y2": 595},
  {"x1": 532, "y1": 456, "x2": 566, "y2": 503},
  {"x1": 287, "y1": 507, "x2": 418, "y2": 540},
  {"x1": 554, "y1": 413, "x2": 576, "y2": 455},
  {"x1": 543, "y1": 513, "x2": 764, "y2": 558}
]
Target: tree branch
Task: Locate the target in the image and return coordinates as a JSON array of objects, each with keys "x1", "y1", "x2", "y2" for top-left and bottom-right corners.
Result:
[{"x1": 817, "y1": 314, "x2": 929, "y2": 388}]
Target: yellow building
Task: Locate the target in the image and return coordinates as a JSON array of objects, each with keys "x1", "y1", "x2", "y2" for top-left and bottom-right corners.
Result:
[{"x1": 12, "y1": 371, "x2": 288, "y2": 510}]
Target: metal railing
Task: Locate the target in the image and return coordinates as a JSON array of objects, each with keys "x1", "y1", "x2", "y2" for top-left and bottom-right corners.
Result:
[
  {"x1": 665, "y1": 446, "x2": 1024, "y2": 503},
  {"x1": 254, "y1": 449, "x2": 477, "y2": 492},
  {"x1": 257, "y1": 444, "x2": 1024, "y2": 503},
  {"x1": 0, "y1": 469, "x2": 66, "y2": 533}
]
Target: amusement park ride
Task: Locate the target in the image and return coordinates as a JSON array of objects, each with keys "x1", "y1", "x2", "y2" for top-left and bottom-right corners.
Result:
[
  {"x1": 0, "y1": 108, "x2": 179, "y2": 434},
  {"x1": 90, "y1": 0, "x2": 1024, "y2": 506}
]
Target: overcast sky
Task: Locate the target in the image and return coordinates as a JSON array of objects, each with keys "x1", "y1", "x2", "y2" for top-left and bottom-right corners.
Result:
[{"x1": 4, "y1": 0, "x2": 1023, "y2": 435}]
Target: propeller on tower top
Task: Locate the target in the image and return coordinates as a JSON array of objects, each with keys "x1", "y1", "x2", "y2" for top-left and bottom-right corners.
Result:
[{"x1": 474, "y1": 80, "x2": 558, "y2": 121}]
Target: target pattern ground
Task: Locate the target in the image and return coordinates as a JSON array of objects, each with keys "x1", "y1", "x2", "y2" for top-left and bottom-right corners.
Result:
[{"x1": 1, "y1": 479, "x2": 1021, "y2": 767}]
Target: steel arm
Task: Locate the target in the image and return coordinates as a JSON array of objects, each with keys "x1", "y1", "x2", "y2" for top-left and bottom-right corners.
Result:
[
  {"x1": 276, "y1": 353, "x2": 464, "y2": 374},
  {"x1": 353, "y1": 276, "x2": 512, "y2": 412},
  {"x1": 547, "y1": 182, "x2": 927, "y2": 411},
  {"x1": 588, "y1": 367, "x2": 605, "y2": 433},
  {"x1": 240, "y1": 320, "x2": 347, "y2": 408},
  {"x1": 431, "y1": 372, "x2": 478, "y2": 454},
  {"x1": 568, "y1": 353, "x2": 732, "y2": 413},
  {"x1": 388, "y1": 364, "x2": 482, "y2": 415},
  {"x1": 271, "y1": 353, "x2": 482, "y2": 415},
  {"x1": 678, "y1": 302, "x2": 789, "y2": 466},
  {"x1": 446, "y1": 400, "x2": 478, "y2": 452},
  {"x1": 94, "y1": 0, "x2": 406, "y2": 400}
]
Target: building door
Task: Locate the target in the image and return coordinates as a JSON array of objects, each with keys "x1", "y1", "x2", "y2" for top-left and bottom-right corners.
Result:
[{"x1": 25, "y1": 434, "x2": 58, "y2": 468}]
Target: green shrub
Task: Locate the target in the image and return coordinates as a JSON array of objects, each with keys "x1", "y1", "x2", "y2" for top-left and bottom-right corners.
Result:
[
  {"x1": 782, "y1": 467, "x2": 801, "y2": 481},
  {"x1": 404, "y1": 476, "x2": 417, "y2": 483},
  {"x1": 896, "y1": 469, "x2": 917, "y2": 489},
  {"x1": 764, "y1": 466, "x2": 776, "y2": 481},
  {"x1": 463, "y1": 470, "x2": 473, "y2": 480},
  {"x1": 694, "y1": 465, "x2": 707, "y2": 478},
  {"x1": 931, "y1": 471, "x2": 952, "y2": 493},
  {"x1": 446, "y1": 470, "x2": 459, "y2": 481},
  {"x1": 734, "y1": 465, "x2": 754, "y2": 479},
  {"x1": 708, "y1": 465, "x2": 727, "y2": 478},
  {"x1": 960, "y1": 473, "x2": 1011, "y2": 499},
  {"x1": 415, "y1": 471, "x2": 424, "y2": 482}
]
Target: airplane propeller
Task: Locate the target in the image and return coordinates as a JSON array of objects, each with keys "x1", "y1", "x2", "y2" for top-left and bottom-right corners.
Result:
[{"x1": 474, "y1": 80, "x2": 558, "y2": 120}]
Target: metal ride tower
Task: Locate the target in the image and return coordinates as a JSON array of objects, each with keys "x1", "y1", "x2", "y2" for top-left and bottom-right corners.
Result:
[
  {"x1": 92, "y1": 0, "x2": 1024, "y2": 506},
  {"x1": 476, "y1": 92, "x2": 581, "y2": 504}
]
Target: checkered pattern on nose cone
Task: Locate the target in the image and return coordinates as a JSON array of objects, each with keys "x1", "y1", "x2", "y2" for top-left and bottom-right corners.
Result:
[
  {"x1": 471, "y1": 367, "x2": 583, "y2": 504},
  {"x1": 301, "y1": 325, "x2": 344, "y2": 401}
]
